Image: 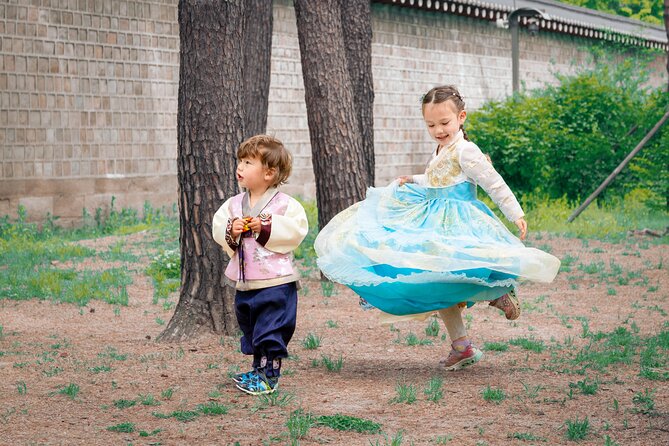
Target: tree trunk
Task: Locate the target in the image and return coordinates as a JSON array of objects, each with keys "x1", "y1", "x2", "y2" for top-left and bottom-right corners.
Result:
[
  {"x1": 340, "y1": 0, "x2": 375, "y2": 186},
  {"x1": 243, "y1": 0, "x2": 273, "y2": 138},
  {"x1": 665, "y1": 0, "x2": 669, "y2": 91},
  {"x1": 158, "y1": 0, "x2": 246, "y2": 342},
  {"x1": 294, "y1": 0, "x2": 369, "y2": 230}
]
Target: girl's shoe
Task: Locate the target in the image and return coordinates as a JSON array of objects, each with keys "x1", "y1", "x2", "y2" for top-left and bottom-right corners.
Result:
[
  {"x1": 441, "y1": 344, "x2": 483, "y2": 371},
  {"x1": 489, "y1": 289, "x2": 521, "y2": 320}
]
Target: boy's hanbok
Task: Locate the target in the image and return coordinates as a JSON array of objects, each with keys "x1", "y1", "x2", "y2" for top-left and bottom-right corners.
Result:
[{"x1": 315, "y1": 132, "x2": 560, "y2": 316}]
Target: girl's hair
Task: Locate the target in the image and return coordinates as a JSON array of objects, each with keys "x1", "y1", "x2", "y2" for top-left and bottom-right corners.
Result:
[
  {"x1": 237, "y1": 134, "x2": 292, "y2": 187},
  {"x1": 421, "y1": 85, "x2": 469, "y2": 140}
]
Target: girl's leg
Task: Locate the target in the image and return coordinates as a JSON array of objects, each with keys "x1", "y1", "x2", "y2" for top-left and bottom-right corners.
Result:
[
  {"x1": 438, "y1": 304, "x2": 482, "y2": 371},
  {"x1": 438, "y1": 304, "x2": 467, "y2": 342}
]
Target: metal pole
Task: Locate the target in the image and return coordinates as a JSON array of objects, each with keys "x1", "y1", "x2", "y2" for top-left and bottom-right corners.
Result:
[
  {"x1": 511, "y1": 18, "x2": 519, "y2": 93},
  {"x1": 567, "y1": 109, "x2": 669, "y2": 223}
]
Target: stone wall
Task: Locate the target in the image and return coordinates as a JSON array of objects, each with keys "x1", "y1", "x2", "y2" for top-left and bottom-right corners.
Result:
[
  {"x1": 0, "y1": 0, "x2": 179, "y2": 224},
  {"x1": 0, "y1": 0, "x2": 666, "y2": 223}
]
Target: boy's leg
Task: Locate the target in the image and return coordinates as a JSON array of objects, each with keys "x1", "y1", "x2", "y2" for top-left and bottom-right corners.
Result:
[
  {"x1": 235, "y1": 283, "x2": 297, "y2": 395},
  {"x1": 233, "y1": 290, "x2": 261, "y2": 380},
  {"x1": 438, "y1": 304, "x2": 482, "y2": 371},
  {"x1": 252, "y1": 282, "x2": 298, "y2": 379}
]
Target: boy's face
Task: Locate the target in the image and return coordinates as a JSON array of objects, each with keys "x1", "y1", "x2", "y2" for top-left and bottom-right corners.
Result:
[{"x1": 236, "y1": 155, "x2": 274, "y2": 193}]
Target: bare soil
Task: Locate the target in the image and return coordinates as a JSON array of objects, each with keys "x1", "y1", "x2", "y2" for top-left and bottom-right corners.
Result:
[{"x1": 1, "y1": 232, "x2": 668, "y2": 445}]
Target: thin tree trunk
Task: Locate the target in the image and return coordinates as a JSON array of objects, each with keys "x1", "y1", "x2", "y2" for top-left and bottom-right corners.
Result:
[
  {"x1": 243, "y1": 0, "x2": 273, "y2": 137},
  {"x1": 340, "y1": 0, "x2": 375, "y2": 186},
  {"x1": 158, "y1": 0, "x2": 246, "y2": 342},
  {"x1": 294, "y1": 0, "x2": 368, "y2": 230}
]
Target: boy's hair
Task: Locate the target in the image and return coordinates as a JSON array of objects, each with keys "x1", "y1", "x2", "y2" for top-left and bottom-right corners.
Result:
[{"x1": 237, "y1": 135, "x2": 292, "y2": 187}]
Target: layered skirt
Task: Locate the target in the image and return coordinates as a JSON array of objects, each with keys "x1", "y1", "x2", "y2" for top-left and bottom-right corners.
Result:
[{"x1": 314, "y1": 181, "x2": 560, "y2": 316}]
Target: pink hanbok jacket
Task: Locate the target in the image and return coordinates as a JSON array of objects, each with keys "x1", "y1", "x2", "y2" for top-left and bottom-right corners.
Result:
[{"x1": 212, "y1": 188, "x2": 308, "y2": 291}]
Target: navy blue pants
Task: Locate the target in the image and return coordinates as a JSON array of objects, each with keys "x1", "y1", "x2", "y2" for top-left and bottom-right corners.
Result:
[{"x1": 235, "y1": 282, "x2": 298, "y2": 377}]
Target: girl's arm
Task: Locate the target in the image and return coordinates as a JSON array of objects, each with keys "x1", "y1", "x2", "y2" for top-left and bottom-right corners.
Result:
[
  {"x1": 398, "y1": 174, "x2": 427, "y2": 186},
  {"x1": 458, "y1": 142, "x2": 525, "y2": 224}
]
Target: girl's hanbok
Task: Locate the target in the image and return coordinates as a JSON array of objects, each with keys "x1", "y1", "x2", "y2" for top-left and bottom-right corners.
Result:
[{"x1": 315, "y1": 132, "x2": 560, "y2": 316}]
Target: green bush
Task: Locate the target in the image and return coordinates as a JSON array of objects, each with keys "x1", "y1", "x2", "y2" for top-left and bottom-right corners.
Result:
[{"x1": 468, "y1": 49, "x2": 667, "y2": 207}]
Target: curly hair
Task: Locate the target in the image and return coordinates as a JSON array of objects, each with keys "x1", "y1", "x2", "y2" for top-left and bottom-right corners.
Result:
[{"x1": 237, "y1": 134, "x2": 292, "y2": 187}]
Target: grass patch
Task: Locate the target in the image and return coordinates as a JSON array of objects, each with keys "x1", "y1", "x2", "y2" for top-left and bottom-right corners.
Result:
[
  {"x1": 106, "y1": 422, "x2": 135, "y2": 433},
  {"x1": 301, "y1": 332, "x2": 322, "y2": 350},
  {"x1": 391, "y1": 381, "x2": 417, "y2": 404},
  {"x1": 483, "y1": 341, "x2": 509, "y2": 352},
  {"x1": 509, "y1": 337, "x2": 546, "y2": 353},
  {"x1": 564, "y1": 416, "x2": 590, "y2": 441},
  {"x1": 508, "y1": 432, "x2": 547, "y2": 442},
  {"x1": 196, "y1": 401, "x2": 229, "y2": 415},
  {"x1": 423, "y1": 376, "x2": 444, "y2": 403},
  {"x1": 546, "y1": 326, "x2": 669, "y2": 376},
  {"x1": 315, "y1": 413, "x2": 382, "y2": 434},
  {"x1": 481, "y1": 385, "x2": 506, "y2": 404},
  {"x1": 113, "y1": 398, "x2": 137, "y2": 409}
]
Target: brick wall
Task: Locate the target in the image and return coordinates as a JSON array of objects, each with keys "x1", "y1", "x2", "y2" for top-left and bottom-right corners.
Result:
[
  {"x1": 1, "y1": 0, "x2": 666, "y2": 223},
  {"x1": 0, "y1": 0, "x2": 179, "y2": 224}
]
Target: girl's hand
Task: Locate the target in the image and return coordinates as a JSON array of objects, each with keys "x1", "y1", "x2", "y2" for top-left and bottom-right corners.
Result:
[
  {"x1": 230, "y1": 218, "x2": 247, "y2": 238},
  {"x1": 515, "y1": 217, "x2": 527, "y2": 241},
  {"x1": 397, "y1": 175, "x2": 413, "y2": 186},
  {"x1": 245, "y1": 217, "x2": 261, "y2": 233}
]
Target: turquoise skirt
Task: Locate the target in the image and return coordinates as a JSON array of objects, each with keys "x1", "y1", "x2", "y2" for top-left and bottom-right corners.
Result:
[{"x1": 314, "y1": 182, "x2": 560, "y2": 316}]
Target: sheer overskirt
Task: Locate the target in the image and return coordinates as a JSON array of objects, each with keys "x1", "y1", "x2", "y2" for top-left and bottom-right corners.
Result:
[{"x1": 315, "y1": 181, "x2": 560, "y2": 316}]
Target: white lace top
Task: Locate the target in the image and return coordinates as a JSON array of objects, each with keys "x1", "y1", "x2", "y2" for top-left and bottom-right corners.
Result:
[{"x1": 412, "y1": 132, "x2": 524, "y2": 223}]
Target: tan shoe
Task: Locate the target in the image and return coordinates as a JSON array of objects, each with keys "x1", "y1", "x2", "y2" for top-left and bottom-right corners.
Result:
[{"x1": 489, "y1": 289, "x2": 521, "y2": 320}]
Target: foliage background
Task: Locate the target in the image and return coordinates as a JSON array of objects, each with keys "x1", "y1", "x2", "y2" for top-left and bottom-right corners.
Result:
[
  {"x1": 468, "y1": 45, "x2": 668, "y2": 210},
  {"x1": 556, "y1": 0, "x2": 665, "y2": 25}
]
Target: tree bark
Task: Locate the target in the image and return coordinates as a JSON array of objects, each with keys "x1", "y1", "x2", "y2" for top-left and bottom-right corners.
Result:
[
  {"x1": 340, "y1": 0, "x2": 375, "y2": 186},
  {"x1": 665, "y1": 0, "x2": 669, "y2": 91},
  {"x1": 158, "y1": 0, "x2": 246, "y2": 342},
  {"x1": 243, "y1": 0, "x2": 273, "y2": 138},
  {"x1": 294, "y1": 0, "x2": 369, "y2": 230}
]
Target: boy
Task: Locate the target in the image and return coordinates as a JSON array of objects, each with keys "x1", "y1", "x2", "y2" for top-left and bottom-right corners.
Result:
[{"x1": 212, "y1": 135, "x2": 308, "y2": 395}]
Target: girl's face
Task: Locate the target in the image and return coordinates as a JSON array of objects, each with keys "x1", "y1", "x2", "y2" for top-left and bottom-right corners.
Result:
[
  {"x1": 236, "y1": 155, "x2": 274, "y2": 194},
  {"x1": 423, "y1": 100, "x2": 466, "y2": 147}
]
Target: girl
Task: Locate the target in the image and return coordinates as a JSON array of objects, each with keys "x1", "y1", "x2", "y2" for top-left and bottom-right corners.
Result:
[{"x1": 315, "y1": 85, "x2": 560, "y2": 371}]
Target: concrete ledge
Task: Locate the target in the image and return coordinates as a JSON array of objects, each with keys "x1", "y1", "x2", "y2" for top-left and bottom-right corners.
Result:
[{"x1": 0, "y1": 175, "x2": 178, "y2": 224}]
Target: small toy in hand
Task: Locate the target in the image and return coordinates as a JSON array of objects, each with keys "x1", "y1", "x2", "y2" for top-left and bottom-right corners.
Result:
[{"x1": 242, "y1": 216, "x2": 253, "y2": 232}]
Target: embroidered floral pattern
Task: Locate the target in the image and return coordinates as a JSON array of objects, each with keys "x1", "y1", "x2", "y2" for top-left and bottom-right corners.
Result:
[
  {"x1": 426, "y1": 135, "x2": 464, "y2": 187},
  {"x1": 225, "y1": 217, "x2": 240, "y2": 251}
]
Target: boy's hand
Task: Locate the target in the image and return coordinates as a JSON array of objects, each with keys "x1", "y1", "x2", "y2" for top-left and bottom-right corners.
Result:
[
  {"x1": 515, "y1": 217, "x2": 527, "y2": 241},
  {"x1": 245, "y1": 217, "x2": 261, "y2": 233},
  {"x1": 230, "y1": 218, "x2": 247, "y2": 238},
  {"x1": 397, "y1": 175, "x2": 413, "y2": 186}
]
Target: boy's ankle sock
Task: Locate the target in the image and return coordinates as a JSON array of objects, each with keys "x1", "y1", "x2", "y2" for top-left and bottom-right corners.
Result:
[{"x1": 263, "y1": 357, "x2": 282, "y2": 379}]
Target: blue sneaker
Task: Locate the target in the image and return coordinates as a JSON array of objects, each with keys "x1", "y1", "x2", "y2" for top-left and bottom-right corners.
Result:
[
  {"x1": 231, "y1": 369, "x2": 257, "y2": 384},
  {"x1": 235, "y1": 372, "x2": 278, "y2": 395}
]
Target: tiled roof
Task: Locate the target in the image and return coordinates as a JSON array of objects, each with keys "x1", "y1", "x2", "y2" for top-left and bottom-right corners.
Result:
[{"x1": 373, "y1": 0, "x2": 668, "y2": 50}]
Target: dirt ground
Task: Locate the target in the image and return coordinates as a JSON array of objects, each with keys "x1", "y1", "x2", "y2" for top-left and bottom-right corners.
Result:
[{"x1": 1, "y1": 231, "x2": 668, "y2": 445}]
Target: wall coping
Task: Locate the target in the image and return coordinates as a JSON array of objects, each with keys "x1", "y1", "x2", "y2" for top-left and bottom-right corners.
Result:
[{"x1": 374, "y1": 0, "x2": 668, "y2": 50}]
